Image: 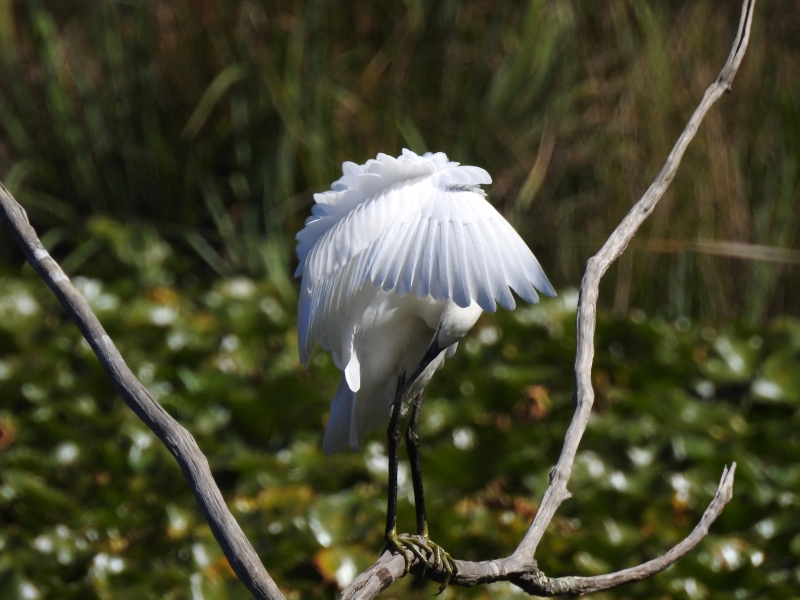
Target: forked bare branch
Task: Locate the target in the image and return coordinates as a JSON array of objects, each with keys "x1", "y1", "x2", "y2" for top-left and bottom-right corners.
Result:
[
  {"x1": 515, "y1": 0, "x2": 755, "y2": 560},
  {"x1": 0, "y1": 0, "x2": 756, "y2": 598},
  {"x1": 341, "y1": 464, "x2": 736, "y2": 598}
]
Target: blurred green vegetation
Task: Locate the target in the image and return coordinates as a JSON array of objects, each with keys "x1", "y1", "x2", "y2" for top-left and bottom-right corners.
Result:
[{"x1": 1, "y1": 1, "x2": 800, "y2": 599}]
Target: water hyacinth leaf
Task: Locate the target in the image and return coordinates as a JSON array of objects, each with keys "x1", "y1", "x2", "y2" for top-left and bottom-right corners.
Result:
[{"x1": 751, "y1": 348, "x2": 800, "y2": 405}]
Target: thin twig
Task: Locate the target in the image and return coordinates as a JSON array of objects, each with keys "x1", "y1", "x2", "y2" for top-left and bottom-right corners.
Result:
[
  {"x1": 641, "y1": 239, "x2": 800, "y2": 266},
  {"x1": 0, "y1": 182, "x2": 285, "y2": 600},
  {"x1": 548, "y1": 464, "x2": 737, "y2": 595}
]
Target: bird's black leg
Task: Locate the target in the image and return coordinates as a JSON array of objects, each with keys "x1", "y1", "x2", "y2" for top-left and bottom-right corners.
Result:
[
  {"x1": 405, "y1": 392, "x2": 457, "y2": 592},
  {"x1": 385, "y1": 375, "x2": 404, "y2": 541},
  {"x1": 405, "y1": 393, "x2": 428, "y2": 538},
  {"x1": 384, "y1": 375, "x2": 427, "y2": 575}
]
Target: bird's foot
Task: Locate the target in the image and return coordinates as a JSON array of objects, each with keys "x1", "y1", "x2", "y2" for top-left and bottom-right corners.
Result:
[
  {"x1": 384, "y1": 531, "x2": 457, "y2": 593},
  {"x1": 385, "y1": 530, "x2": 429, "y2": 575}
]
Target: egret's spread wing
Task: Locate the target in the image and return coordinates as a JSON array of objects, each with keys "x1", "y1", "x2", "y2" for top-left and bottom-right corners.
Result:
[
  {"x1": 296, "y1": 150, "x2": 555, "y2": 365},
  {"x1": 366, "y1": 186, "x2": 556, "y2": 310}
]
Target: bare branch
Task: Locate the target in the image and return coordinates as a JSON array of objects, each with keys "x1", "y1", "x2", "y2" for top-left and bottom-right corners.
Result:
[
  {"x1": 0, "y1": 182, "x2": 285, "y2": 600},
  {"x1": 513, "y1": 0, "x2": 756, "y2": 560},
  {"x1": 340, "y1": 464, "x2": 736, "y2": 598}
]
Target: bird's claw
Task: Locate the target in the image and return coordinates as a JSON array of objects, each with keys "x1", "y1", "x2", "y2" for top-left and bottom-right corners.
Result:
[
  {"x1": 426, "y1": 538, "x2": 457, "y2": 594},
  {"x1": 385, "y1": 531, "x2": 457, "y2": 593},
  {"x1": 385, "y1": 530, "x2": 429, "y2": 575}
]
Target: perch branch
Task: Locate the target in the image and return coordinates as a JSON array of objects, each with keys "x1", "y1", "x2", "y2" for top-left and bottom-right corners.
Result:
[
  {"x1": 341, "y1": 0, "x2": 755, "y2": 597},
  {"x1": 340, "y1": 464, "x2": 735, "y2": 599},
  {"x1": 0, "y1": 182, "x2": 285, "y2": 600}
]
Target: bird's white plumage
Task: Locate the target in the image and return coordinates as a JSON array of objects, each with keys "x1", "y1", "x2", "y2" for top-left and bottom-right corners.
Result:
[{"x1": 296, "y1": 149, "x2": 555, "y2": 453}]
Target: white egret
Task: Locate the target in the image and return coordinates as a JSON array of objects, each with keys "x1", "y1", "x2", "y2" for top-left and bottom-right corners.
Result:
[{"x1": 295, "y1": 149, "x2": 555, "y2": 587}]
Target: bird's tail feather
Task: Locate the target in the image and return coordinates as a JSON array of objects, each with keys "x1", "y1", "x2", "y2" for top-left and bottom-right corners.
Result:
[
  {"x1": 351, "y1": 377, "x2": 395, "y2": 451},
  {"x1": 324, "y1": 374, "x2": 397, "y2": 454},
  {"x1": 323, "y1": 375, "x2": 355, "y2": 455}
]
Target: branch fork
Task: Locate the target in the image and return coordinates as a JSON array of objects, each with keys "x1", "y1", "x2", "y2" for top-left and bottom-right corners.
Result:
[{"x1": 0, "y1": 1, "x2": 756, "y2": 598}]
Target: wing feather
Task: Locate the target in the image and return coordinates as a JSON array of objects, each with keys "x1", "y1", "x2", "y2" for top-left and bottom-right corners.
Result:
[
  {"x1": 512, "y1": 230, "x2": 557, "y2": 297},
  {"x1": 487, "y1": 218, "x2": 538, "y2": 304},
  {"x1": 478, "y1": 220, "x2": 516, "y2": 310},
  {"x1": 370, "y1": 212, "x2": 409, "y2": 287},
  {"x1": 498, "y1": 218, "x2": 556, "y2": 300},
  {"x1": 465, "y1": 222, "x2": 497, "y2": 313},
  {"x1": 450, "y1": 219, "x2": 471, "y2": 308},
  {"x1": 412, "y1": 217, "x2": 437, "y2": 298},
  {"x1": 383, "y1": 214, "x2": 420, "y2": 293},
  {"x1": 432, "y1": 219, "x2": 450, "y2": 302},
  {"x1": 396, "y1": 216, "x2": 427, "y2": 297}
]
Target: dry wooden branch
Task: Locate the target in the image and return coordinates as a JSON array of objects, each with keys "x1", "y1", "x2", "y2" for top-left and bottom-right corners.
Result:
[
  {"x1": 516, "y1": 0, "x2": 754, "y2": 560},
  {"x1": 341, "y1": 464, "x2": 736, "y2": 598},
  {"x1": 0, "y1": 183, "x2": 286, "y2": 600},
  {"x1": 0, "y1": 0, "x2": 755, "y2": 598}
]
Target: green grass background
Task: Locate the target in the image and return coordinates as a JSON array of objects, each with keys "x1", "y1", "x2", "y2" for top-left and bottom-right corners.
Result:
[{"x1": 1, "y1": 1, "x2": 799, "y2": 598}]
